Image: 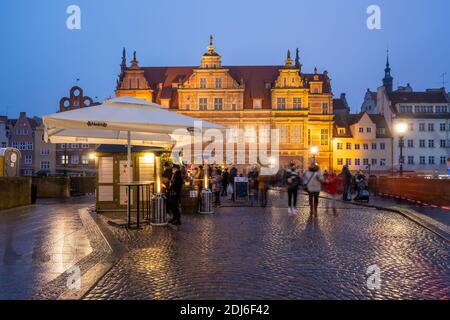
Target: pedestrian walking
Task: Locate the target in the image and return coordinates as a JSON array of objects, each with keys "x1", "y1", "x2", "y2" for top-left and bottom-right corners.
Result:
[
  {"x1": 285, "y1": 162, "x2": 301, "y2": 214},
  {"x1": 324, "y1": 170, "x2": 339, "y2": 215},
  {"x1": 221, "y1": 168, "x2": 229, "y2": 196},
  {"x1": 303, "y1": 162, "x2": 324, "y2": 216},
  {"x1": 340, "y1": 165, "x2": 352, "y2": 201},
  {"x1": 168, "y1": 164, "x2": 184, "y2": 225}
]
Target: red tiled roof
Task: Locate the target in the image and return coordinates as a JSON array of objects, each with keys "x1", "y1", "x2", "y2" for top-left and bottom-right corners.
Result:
[{"x1": 141, "y1": 66, "x2": 331, "y2": 109}]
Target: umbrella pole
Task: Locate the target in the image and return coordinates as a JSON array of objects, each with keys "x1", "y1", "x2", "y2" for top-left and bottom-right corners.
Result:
[{"x1": 127, "y1": 131, "x2": 132, "y2": 183}]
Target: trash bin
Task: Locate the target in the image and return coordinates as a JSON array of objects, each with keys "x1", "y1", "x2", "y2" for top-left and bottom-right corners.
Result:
[
  {"x1": 151, "y1": 193, "x2": 168, "y2": 226},
  {"x1": 199, "y1": 188, "x2": 213, "y2": 214},
  {"x1": 31, "y1": 183, "x2": 37, "y2": 204}
]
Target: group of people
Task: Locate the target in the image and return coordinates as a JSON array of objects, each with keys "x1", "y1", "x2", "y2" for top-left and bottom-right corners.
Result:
[{"x1": 283, "y1": 162, "x2": 368, "y2": 216}]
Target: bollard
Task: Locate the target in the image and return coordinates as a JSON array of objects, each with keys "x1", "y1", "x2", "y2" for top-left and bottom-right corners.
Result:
[
  {"x1": 199, "y1": 188, "x2": 214, "y2": 214},
  {"x1": 151, "y1": 193, "x2": 168, "y2": 226}
]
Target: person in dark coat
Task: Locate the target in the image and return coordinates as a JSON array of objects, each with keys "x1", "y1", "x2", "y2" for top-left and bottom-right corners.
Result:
[
  {"x1": 168, "y1": 164, "x2": 184, "y2": 225},
  {"x1": 340, "y1": 165, "x2": 352, "y2": 201},
  {"x1": 228, "y1": 165, "x2": 238, "y2": 200},
  {"x1": 221, "y1": 168, "x2": 229, "y2": 196}
]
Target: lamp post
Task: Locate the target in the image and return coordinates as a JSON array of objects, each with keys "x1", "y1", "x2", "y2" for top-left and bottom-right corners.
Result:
[
  {"x1": 395, "y1": 122, "x2": 407, "y2": 177},
  {"x1": 310, "y1": 146, "x2": 319, "y2": 163}
]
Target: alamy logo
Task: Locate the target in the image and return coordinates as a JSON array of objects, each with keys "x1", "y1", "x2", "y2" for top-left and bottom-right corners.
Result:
[
  {"x1": 366, "y1": 5, "x2": 381, "y2": 30},
  {"x1": 66, "y1": 5, "x2": 81, "y2": 30}
]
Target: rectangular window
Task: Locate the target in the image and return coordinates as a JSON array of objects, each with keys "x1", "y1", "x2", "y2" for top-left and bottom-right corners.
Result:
[
  {"x1": 407, "y1": 156, "x2": 414, "y2": 165},
  {"x1": 71, "y1": 155, "x2": 79, "y2": 165},
  {"x1": 428, "y1": 140, "x2": 434, "y2": 148},
  {"x1": 337, "y1": 142, "x2": 343, "y2": 150},
  {"x1": 293, "y1": 98, "x2": 302, "y2": 109},
  {"x1": 363, "y1": 144, "x2": 368, "y2": 150},
  {"x1": 419, "y1": 123, "x2": 425, "y2": 131},
  {"x1": 380, "y1": 142, "x2": 385, "y2": 150},
  {"x1": 441, "y1": 156, "x2": 447, "y2": 165},
  {"x1": 19, "y1": 142, "x2": 26, "y2": 150},
  {"x1": 419, "y1": 156, "x2": 426, "y2": 165},
  {"x1": 200, "y1": 78, "x2": 206, "y2": 89},
  {"x1": 338, "y1": 128, "x2": 346, "y2": 135},
  {"x1": 428, "y1": 156, "x2": 435, "y2": 165},
  {"x1": 355, "y1": 159, "x2": 361, "y2": 166},
  {"x1": 199, "y1": 98, "x2": 208, "y2": 111},
  {"x1": 40, "y1": 161, "x2": 50, "y2": 170},
  {"x1": 440, "y1": 123, "x2": 446, "y2": 131},
  {"x1": 337, "y1": 158, "x2": 343, "y2": 166},
  {"x1": 380, "y1": 159, "x2": 386, "y2": 166},
  {"x1": 428, "y1": 123, "x2": 434, "y2": 132},
  {"x1": 346, "y1": 158, "x2": 352, "y2": 166},
  {"x1": 322, "y1": 103, "x2": 329, "y2": 114},
  {"x1": 371, "y1": 159, "x2": 377, "y2": 166},
  {"x1": 215, "y1": 78, "x2": 222, "y2": 89},
  {"x1": 407, "y1": 140, "x2": 414, "y2": 148},
  {"x1": 440, "y1": 140, "x2": 447, "y2": 148},
  {"x1": 363, "y1": 158, "x2": 369, "y2": 166},
  {"x1": 40, "y1": 148, "x2": 50, "y2": 156},
  {"x1": 24, "y1": 155, "x2": 32, "y2": 165},
  {"x1": 61, "y1": 155, "x2": 68, "y2": 164},
  {"x1": 82, "y1": 144, "x2": 89, "y2": 148},
  {"x1": 320, "y1": 129, "x2": 329, "y2": 146},
  {"x1": 355, "y1": 144, "x2": 360, "y2": 150},
  {"x1": 71, "y1": 143, "x2": 79, "y2": 149},
  {"x1": 372, "y1": 143, "x2": 377, "y2": 150},
  {"x1": 419, "y1": 140, "x2": 425, "y2": 148},
  {"x1": 214, "y1": 98, "x2": 223, "y2": 111},
  {"x1": 81, "y1": 155, "x2": 89, "y2": 165},
  {"x1": 277, "y1": 97, "x2": 286, "y2": 110},
  {"x1": 346, "y1": 142, "x2": 351, "y2": 150},
  {"x1": 26, "y1": 142, "x2": 33, "y2": 150},
  {"x1": 307, "y1": 129, "x2": 311, "y2": 146},
  {"x1": 367, "y1": 127, "x2": 372, "y2": 133},
  {"x1": 408, "y1": 123, "x2": 414, "y2": 131},
  {"x1": 359, "y1": 127, "x2": 364, "y2": 133}
]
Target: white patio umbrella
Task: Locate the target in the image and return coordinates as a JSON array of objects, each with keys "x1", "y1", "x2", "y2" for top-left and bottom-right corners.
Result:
[{"x1": 43, "y1": 97, "x2": 224, "y2": 182}]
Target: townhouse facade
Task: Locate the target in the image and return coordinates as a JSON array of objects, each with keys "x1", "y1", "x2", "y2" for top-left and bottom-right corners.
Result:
[
  {"x1": 333, "y1": 112, "x2": 392, "y2": 173},
  {"x1": 362, "y1": 54, "x2": 450, "y2": 174},
  {"x1": 34, "y1": 121, "x2": 56, "y2": 175},
  {"x1": 9, "y1": 112, "x2": 38, "y2": 176}
]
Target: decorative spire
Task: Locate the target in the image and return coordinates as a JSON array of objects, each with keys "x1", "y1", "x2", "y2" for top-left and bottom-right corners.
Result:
[
  {"x1": 294, "y1": 48, "x2": 302, "y2": 72},
  {"x1": 205, "y1": 34, "x2": 217, "y2": 55},
  {"x1": 284, "y1": 49, "x2": 293, "y2": 67},
  {"x1": 383, "y1": 49, "x2": 393, "y2": 92},
  {"x1": 121, "y1": 47, "x2": 126, "y2": 67},
  {"x1": 130, "y1": 50, "x2": 139, "y2": 69},
  {"x1": 314, "y1": 66, "x2": 318, "y2": 74}
]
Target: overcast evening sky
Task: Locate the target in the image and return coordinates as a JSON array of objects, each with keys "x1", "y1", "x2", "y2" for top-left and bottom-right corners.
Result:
[{"x1": 1, "y1": 0, "x2": 449, "y2": 118}]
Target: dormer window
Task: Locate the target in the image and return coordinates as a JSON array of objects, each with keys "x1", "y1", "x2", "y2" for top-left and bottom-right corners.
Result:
[
  {"x1": 338, "y1": 128, "x2": 346, "y2": 135},
  {"x1": 200, "y1": 78, "x2": 206, "y2": 89},
  {"x1": 367, "y1": 127, "x2": 372, "y2": 133}
]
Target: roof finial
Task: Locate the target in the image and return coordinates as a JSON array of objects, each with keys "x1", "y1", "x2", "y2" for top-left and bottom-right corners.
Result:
[
  {"x1": 314, "y1": 66, "x2": 318, "y2": 74},
  {"x1": 210, "y1": 34, "x2": 213, "y2": 46},
  {"x1": 287, "y1": 49, "x2": 291, "y2": 59},
  {"x1": 386, "y1": 48, "x2": 390, "y2": 68},
  {"x1": 133, "y1": 50, "x2": 137, "y2": 61},
  {"x1": 295, "y1": 48, "x2": 302, "y2": 70}
]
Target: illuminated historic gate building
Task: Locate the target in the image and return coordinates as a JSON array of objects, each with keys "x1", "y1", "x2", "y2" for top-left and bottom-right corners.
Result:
[{"x1": 115, "y1": 37, "x2": 334, "y2": 170}]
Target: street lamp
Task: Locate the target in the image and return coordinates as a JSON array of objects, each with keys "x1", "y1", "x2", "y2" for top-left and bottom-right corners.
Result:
[
  {"x1": 395, "y1": 122, "x2": 407, "y2": 177},
  {"x1": 310, "y1": 146, "x2": 319, "y2": 163}
]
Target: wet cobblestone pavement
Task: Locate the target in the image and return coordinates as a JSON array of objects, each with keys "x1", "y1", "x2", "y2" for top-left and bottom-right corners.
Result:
[
  {"x1": 0, "y1": 197, "x2": 95, "y2": 299},
  {"x1": 85, "y1": 191, "x2": 450, "y2": 300}
]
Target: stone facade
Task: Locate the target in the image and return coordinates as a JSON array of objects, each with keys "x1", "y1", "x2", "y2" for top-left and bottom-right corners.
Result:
[{"x1": 115, "y1": 38, "x2": 334, "y2": 170}]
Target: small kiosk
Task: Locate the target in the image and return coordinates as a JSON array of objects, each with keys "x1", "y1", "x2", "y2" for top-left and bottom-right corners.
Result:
[{"x1": 95, "y1": 145, "x2": 168, "y2": 213}]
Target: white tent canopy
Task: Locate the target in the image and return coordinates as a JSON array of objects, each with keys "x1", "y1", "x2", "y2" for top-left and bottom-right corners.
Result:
[{"x1": 42, "y1": 97, "x2": 224, "y2": 181}]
